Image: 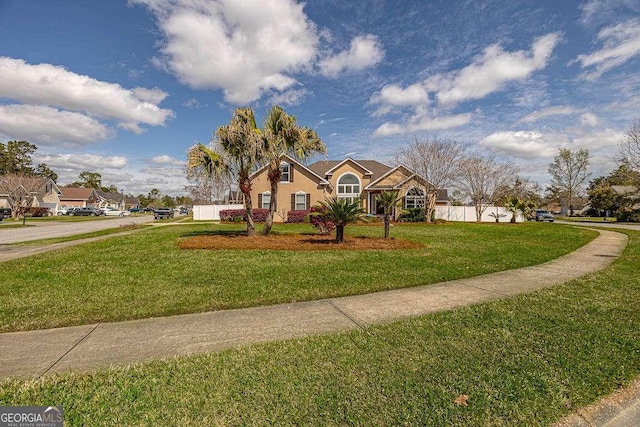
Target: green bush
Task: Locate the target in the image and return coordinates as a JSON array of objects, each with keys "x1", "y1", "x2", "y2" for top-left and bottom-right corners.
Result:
[{"x1": 400, "y1": 208, "x2": 425, "y2": 222}]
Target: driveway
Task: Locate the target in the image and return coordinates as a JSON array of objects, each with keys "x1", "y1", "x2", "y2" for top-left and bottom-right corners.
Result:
[{"x1": 0, "y1": 215, "x2": 155, "y2": 244}]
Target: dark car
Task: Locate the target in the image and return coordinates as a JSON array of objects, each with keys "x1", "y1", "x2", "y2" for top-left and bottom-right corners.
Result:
[
  {"x1": 179, "y1": 207, "x2": 189, "y2": 215},
  {"x1": 154, "y1": 207, "x2": 174, "y2": 220},
  {"x1": 72, "y1": 207, "x2": 104, "y2": 216},
  {"x1": 0, "y1": 207, "x2": 11, "y2": 221},
  {"x1": 531, "y1": 209, "x2": 555, "y2": 222}
]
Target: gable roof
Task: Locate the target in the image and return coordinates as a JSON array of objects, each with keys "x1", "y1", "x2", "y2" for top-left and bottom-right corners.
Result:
[
  {"x1": 59, "y1": 187, "x2": 99, "y2": 200},
  {"x1": 0, "y1": 175, "x2": 61, "y2": 197},
  {"x1": 250, "y1": 154, "x2": 330, "y2": 185},
  {"x1": 307, "y1": 159, "x2": 392, "y2": 182},
  {"x1": 96, "y1": 189, "x2": 124, "y2": 202}
]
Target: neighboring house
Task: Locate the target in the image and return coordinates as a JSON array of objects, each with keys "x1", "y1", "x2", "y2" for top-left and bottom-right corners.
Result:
[
  {"x1": 58, "y1": 187, "x2": 100, "y2": 208},
  {"x1": 0, "y1": 175, "x2": 62, "y2": 213},
  {"x1": 96, "y1": 190, "x2": 125, "y2": 210},
  {"x1": 124, "y1": 196, "x2": 140, "y2": 210},
  {"x1": 249, "y1": 155, "x2": 448, "y2": 222}
]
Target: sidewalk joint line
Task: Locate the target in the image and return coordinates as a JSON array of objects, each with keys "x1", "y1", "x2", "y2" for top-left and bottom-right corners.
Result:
[
  {"x1": 38, "y1": 323, "x2": 101, "y2": 379},
  {"x1": 326, "y1": 300, "x2": 366, "y2": 331}
]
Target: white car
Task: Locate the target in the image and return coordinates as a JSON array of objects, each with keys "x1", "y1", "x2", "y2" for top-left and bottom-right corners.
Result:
[{"x1": 101, "y1": 207, "x2": 130, "y2": 217}]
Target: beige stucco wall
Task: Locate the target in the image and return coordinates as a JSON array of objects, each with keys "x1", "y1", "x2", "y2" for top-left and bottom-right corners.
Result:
[
  {"x1": 250, "y1": 163, "x2": 331, "y2": 221},
  {"x1": 326, "y1": 161, "x2": 374, "y2": 211}
]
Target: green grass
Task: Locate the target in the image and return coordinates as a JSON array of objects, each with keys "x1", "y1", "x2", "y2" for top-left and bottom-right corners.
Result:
[
  {"x1": 0, "y1": 229, "x2": 637, "y2": 426},
  {"x1": 0, "y1": 222, "x2": 595, "y2": 332}
]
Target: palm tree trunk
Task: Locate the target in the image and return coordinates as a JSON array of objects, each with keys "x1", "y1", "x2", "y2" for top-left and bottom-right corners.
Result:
[
  {"x1": 336, "y1": 224, "x2": 345, "y2": 243},
  {"x1": 240, "y1": 179, "x2": 256, "y2": 236},
  {"x1": 262, "y1": 178, "x2": 278, "y2": 235},
  {"x1": 384, "y1": 214, "x2": 390, "y2": 239}
]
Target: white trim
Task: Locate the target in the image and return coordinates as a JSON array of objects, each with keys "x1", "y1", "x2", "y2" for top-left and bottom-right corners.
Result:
[
  {"x1": 261, "y1": 191, "x2": 271, "y2": 209},
  {"x1": 336, "y1": 172, "x2": 361, "y2": 202},
  {"x1": 295, "y1": 191, "x2": 307, "y2": 210},
  {"x1": 325, "y1": 158, "x2": 373, "y2": 177}
]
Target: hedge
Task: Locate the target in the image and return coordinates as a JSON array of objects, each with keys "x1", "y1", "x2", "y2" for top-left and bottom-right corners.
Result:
[{"x1": 219, "y1": 208, "x2": 269, "y2": 223}]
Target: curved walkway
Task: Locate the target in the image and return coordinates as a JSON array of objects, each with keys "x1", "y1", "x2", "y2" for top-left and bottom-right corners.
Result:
[{"x1": 0, "y1": 229, "x2": 627, "y2": 380}]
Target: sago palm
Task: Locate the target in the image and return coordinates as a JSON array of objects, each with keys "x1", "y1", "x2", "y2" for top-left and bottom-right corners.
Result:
[{"x1": 316, "y1": 197, "x2": 366, "y2": 243}]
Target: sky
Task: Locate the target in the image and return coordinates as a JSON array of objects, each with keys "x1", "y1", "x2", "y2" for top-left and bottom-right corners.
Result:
[{"x1": 0, "y1": 0, "x2": 639, "y2": 197}]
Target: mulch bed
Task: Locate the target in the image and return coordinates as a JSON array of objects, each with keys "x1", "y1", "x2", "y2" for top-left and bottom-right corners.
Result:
[{"x1": 179, "y1": 233, "x2": 423, "y2": 251}]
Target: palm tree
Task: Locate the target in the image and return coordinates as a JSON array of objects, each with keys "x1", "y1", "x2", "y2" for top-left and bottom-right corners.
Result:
[
  {"x1": 187, "y1": 107, "x2": 262, "y2": 236},
  {"x1": 261, "y1": 105, "x2": 327, "y2": 236},
  {"x1": 503, "y1": 196, "x2": 521, "y2": 223},
  {"x1": 376, "y1": 191, "x2": 403, "y2": 239},
  {"x1": 316, "y1": 197, "x2": 366, "y2": 243}
]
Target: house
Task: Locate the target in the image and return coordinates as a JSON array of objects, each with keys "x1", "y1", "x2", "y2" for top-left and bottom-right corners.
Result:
[
  {"x1": 96, "y1": 190, "x2": 125, "y2": 210},
  {"x1": 248, "y1": 155, "x2": 448, "y2": 222},
  {"x1": 0, "y1": 175, "x2": 62, "y2": 214},
  {"x1": 58, "y1": 187, "x2": 100, "y2": 208}
]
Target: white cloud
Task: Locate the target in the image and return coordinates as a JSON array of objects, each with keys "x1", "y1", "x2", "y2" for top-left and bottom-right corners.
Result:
[
  {"x1": 369, "y1": 33, "x2": 561, "y2": 137},
  {"x1": 579, "y1": 0, "x2": 640, "y2": 27},
  {"x1": 518, "y1": 106, "x2": 577, "y2": 123},
  {"x1": 34, "y1": 153, "x2": 129, "y2": 170},
  {"x1": 0, "y1": 57, "x2": 174, "y2": 130},
  {"x1": 369, "y1": 83, "x2": 430, "y2": 116},
  {"x1": 373, "y1": 113, "x2": 472, "y2": 137},
  {"x1": 0, "y1": 104, "x2": 114, "y2": 145},
  {"x1": 268, "y1": 88, "x2": 309, "y2": 106},
  {"x1": 479, "y1": 131, "x2": 559, "y2": 159},
  {"x1": 150, "y1": 155, "x2": 185, "y2": 166},
  {"x1": 133, "y1": 0, "x2": 319, "y2": 104},
  {"x1": 580, "y1": 112, "x2": 600, "y2": 126},
  {"x1": 430, "y1": 32, "x2": 562, "y2": 105},
  {"x1": 573, "y1": 18, "x2": 640, "y2": 80},
  {"x1": 319, "y1": 35, "x2": 384, "y2": 78}
]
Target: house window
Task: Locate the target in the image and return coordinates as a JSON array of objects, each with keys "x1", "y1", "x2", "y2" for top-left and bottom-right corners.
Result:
[
  {"x1": 337, "y1": 173, "x2": 361, "y2": 203},
  {"x1": 295, "y1": 192, "x2": 307, "y2": 210},
  {"x1": 280, "y1": 163, "x2": 290, "y2": 182},
  {"x1": 261, "y1": 192, "x2": 271, "y2": 209},
  {"x1": 405, "y1": 187, "x2": 425, "y2": 209}
]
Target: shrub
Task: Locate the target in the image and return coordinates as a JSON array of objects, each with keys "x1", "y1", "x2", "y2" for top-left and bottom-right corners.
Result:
[
  {"x1": 219, "y1": 209, "x2": 245, "y2": 222},
  {"x1": 309, "y1": 205, "x2": 335, "y2": 235},
  {"x1": 287, "y1": 210, "x2": 310, "y2": 223},
  {"x1": 400, "y1": 208, "x2": 425, "y2": 222},
  {"x1": 219, "y1": 208, "x2": 269, "y2": 223}
]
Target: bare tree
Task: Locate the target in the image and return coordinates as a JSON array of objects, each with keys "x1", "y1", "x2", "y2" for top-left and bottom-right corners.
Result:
[
  {"x1": 548, "y1": 148, "x2": 590, "y2": 216},
  {"x1": 395, "y1": 137, "x2": 467, "y2": 222},
  {"x1": 184, "y1": 165, "x2": 233, "y2": 204},
  {"x1": 456, "y1": 155, "x2": 515, "y2": 222},
  {"x1": 0, "y1": 174, "x2": 45, "y2": 219},
  {"x1": 618, "y1": 116, "x2": 640, "y2": 173}
]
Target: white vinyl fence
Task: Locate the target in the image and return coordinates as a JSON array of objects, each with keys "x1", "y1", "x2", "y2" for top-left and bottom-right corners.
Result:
[
  {"x1": 193, "y1": 204, "x2": 244, "y2": 221},
  {"x1": 435, "y1": 206, "x2": 523, "y2": 223}
]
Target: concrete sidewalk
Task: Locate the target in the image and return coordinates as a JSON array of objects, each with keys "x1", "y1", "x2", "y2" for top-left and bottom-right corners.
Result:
[{"x1": 0, "y1": 229, "x2": 627, "y2": 380}]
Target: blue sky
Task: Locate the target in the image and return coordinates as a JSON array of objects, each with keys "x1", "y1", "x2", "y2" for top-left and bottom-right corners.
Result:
[{"x1": 1, "y1": 0, "x2": 639, "y2": 196}]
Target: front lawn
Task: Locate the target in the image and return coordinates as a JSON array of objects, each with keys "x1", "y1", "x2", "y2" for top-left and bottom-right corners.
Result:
[
  {"x1": 0, "y1": 229, "x2": 637, "y2": 426},
  {"x1": 0, "y1": 222, "x2": 595, "y2": 332}
]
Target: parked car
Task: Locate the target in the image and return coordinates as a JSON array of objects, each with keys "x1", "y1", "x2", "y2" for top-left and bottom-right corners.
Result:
[
  {"x1": 72, "y1": 207, "x2": 105, "y2": 216},
  {"x1": 65, "y1": 207, "x2": 79, "y2": 215},
  {"x1": 101, "y1": 207, "x2": 130, "y2": 217},
  {"x1": 530, "y1": 209, "x2": 555, "y2": 222},
  {"x1": 128, "y1": 207, "x2": 141, "y2": 213},
  {"x1": 54, "y1": 207, "x2": 74, "y2": 216},
  {"x1": 0, "y1": 207, "x2": 11, "y2": 221},
  {"x1": 179, "y1": 207, "x2": 189, "y2": 215},
  {"x1": 154, "y1": 207, "x2": 174, "y2": 220}
]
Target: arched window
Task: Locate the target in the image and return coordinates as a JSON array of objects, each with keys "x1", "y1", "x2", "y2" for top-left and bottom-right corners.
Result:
[
  {"x1": 405, "y1": 187, "x2": 425, "y2": 209},
  {"x1": 337, "y1": 173, "x2": 361, "y2": 203},
  {"x1": 261, "y1": 192, "x2": 271, "y2": 209}
]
